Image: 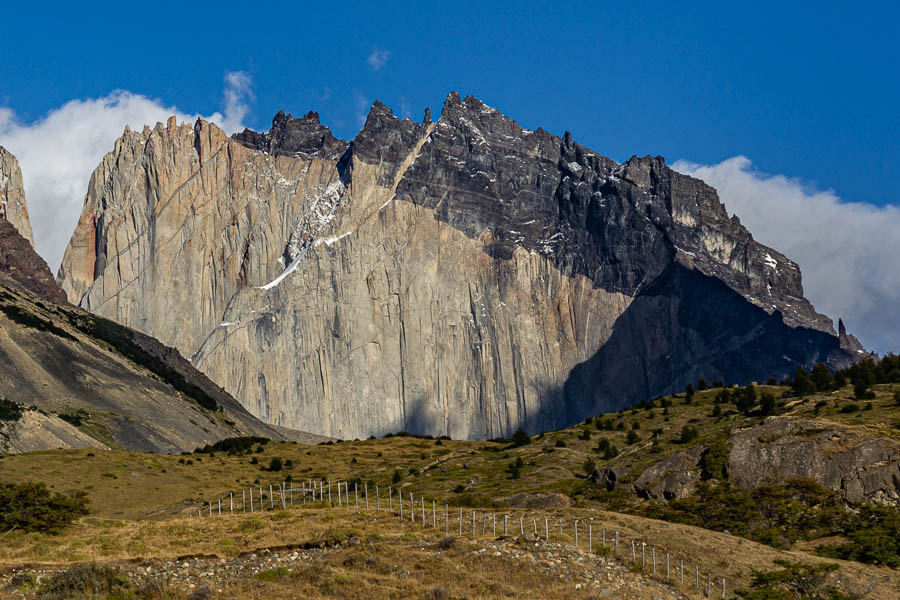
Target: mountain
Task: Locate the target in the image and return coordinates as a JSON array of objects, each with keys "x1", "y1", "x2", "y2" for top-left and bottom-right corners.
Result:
[
  {"x1": 0, "y1": 147, "x2": 35, "y2": 247},
  {"x1": 0, "y1": 154, "x2": 294, "y2": 453},
  {"x1": 57, "y1": 95, "x2": 863, "y2": 440}
]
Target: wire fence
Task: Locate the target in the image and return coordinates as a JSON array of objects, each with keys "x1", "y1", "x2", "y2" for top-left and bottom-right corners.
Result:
[{"x1": 194, "y1": 478, "x2": 728, "y2": 598}]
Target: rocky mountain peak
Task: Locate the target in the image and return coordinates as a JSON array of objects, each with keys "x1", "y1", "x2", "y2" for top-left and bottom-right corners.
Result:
[
  {"x1": 0, "y1": 147, "x2": 35, "y2": 247},
  {"x1": 232, "y1": 109, "x2": 347, "y2": 160},
  {"x1": 57, "y1": 93, "x2": 864, "y2": 439}
]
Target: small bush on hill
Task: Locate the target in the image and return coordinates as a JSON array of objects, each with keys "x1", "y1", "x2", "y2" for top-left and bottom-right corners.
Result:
[
  {"x1": 266, "y1": 457, "x2": 283, "y2": 472},
  {"x1": 699, "y1": 439, "x2": 729, "y2": 480},
  {"x1": 0, "y1": 481, "x2": 89, "y2": 533},
  {"x1": 510, "y1": 429, "x2": 531, "y2": 447},
  {"x1": 677, "y1": 425, "x2": 698, "y2": 444},
  {"x1": 0, "y1": 396, "x2": 23, "y2": 421}
]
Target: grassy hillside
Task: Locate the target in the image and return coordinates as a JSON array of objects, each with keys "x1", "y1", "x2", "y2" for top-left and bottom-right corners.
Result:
[{"x1": 0, "y1": 381, "x2": 898, "y2": 598}]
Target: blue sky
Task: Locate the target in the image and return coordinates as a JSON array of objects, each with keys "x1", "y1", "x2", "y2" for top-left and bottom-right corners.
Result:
[{"x1": 1, "y1": 1, "x2": 898, "y2": 352}]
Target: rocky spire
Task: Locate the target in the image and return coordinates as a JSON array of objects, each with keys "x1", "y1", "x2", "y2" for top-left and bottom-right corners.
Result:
[{"x1": 0, "y1": 147, "x2": 35, "y2": 247}]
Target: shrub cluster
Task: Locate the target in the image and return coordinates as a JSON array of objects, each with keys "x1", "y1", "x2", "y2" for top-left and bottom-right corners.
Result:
[
  {"x1": 194, "y1": 436, "x2": 270, "y2": 455},
  {"x1": 0, "y1": 481, "x2": 89, "y2": 533}
]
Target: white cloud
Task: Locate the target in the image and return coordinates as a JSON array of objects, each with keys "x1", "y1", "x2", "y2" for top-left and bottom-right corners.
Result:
[
  {"x1": 673, "y1": 156, "x2": 900, "y2": 354},
  {"x1": 0, "y1": 71, "x2": 252, "y2": 273},
  {"x1": 367, "y1": 48, "x2": 391, "y2": 71}
]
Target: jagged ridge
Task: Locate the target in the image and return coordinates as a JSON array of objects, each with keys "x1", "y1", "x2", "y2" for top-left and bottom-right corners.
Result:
[{"x1": 56, "y1": 93, "x2": 864, "y2": 439}]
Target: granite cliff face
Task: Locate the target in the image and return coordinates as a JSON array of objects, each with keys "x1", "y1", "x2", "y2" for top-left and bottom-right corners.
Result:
[
  {"x1": 0, "y1": 174, "x2": 292, "y2": 453},
  {"x1": 58, "y1": 94, "x2": 862, "y2": 439},
  {"x1": 0, "y1": 147, "x2": 35, "y2": 247}
]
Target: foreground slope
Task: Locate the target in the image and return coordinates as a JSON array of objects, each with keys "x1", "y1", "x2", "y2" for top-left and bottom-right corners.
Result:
[
  {"x1": 58, "y1": 96, "x2": 862, "y2": 439},
  {"x1": 1, "y1": 381, "x2": 897, "y2": 598}
]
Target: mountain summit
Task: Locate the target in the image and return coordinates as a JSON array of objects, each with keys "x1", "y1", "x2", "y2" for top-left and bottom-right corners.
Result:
[{"x1": 57, "y1": 94, "x2": 863, "y2": 439}]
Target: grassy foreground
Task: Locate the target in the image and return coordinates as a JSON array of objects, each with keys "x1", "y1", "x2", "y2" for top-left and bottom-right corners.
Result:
[{"x1": 1, "y1": 382, "x2": 898, "y2": 597}]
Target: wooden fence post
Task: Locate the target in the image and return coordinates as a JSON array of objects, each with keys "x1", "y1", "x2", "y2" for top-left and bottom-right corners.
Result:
[
  {"x1": 532, "y1": 518, "x2": 536, "y2": 536},
  {"x1": 218, "y1": 499, "x2": 221, "y2": 516},
  {"x1": 589, "y1": 524, "x2": 592, "y2": 551},
  {"x1": 328, "y1": 481, "x2": 332, "y2": 504},
  {"x1": 652, "y1": 547, "x2": 656, "y2": 575},
  {"x1": 249, "y1": 488, "x2": 254, "y2": 512},
  {"x1": 364, "y1": 483, "x2": 369, "y2": 510},
  {"x1": 666, "y1": 553, "x2": 670, "y2": 579},
  {"x1": 355, "y1": 483, "x2": 359, "y2": 512},
  {"x1": 519, "y1": 516, "x2": 524, "y2": 535},
  {"x1": 242, "y1": 490, "x2": 246, "y2": 513},
  {"x1": 631, "y1": 540, "x2": 636, "y2": 562},
  {"x1": 472, "y1": 511, "x2": 476, "y2": 537},
  {"x1": 493, "y1": 514, "x2": 496, "y2": 537},
  {"x1": 481, "y1": 514, "x2": 487, "y2": 537},
  {"x1": 707, "y1": 574, "x2": 711, "y2": 598},
  {"x1": 696, "y1": 566, "x2": 700, "y2": 590},
  {"x1": 230, "y1": 492, "x2": 233, "y2": 515},
  {"x1": 544, "y1": 517, "x2": 549, "y2": 539},
  {"x1": 614, "y1": 530, "x2": 619, "y2": 554},
  {"x1": 574, "y1": 520, "x2": 579, "y2": 547},
  {"x1": 270, "y1": 484, "x2": 274, "y2": 509},
  {"x1": 641, "y1": 542, "x2": 646, "y2": 567},
  {"x1": 410, "y1": 493, "x2": 415, "y2": 523},
  {"x1": 337, "y1": 481, "x2": 342, "y2": 507},
  {"x1": 504, "y1": 514, "x2": 508, "y2": 535}
]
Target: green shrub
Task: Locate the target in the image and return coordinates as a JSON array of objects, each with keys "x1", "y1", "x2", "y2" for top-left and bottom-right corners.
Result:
[
  {"x1": 555, "y1": 439, "x2": 566, "y2": 448},
  {"x1": 816, "y1": 504, "x2": 900, "y2": 567},
  {"x1": 266, "y1": 457, "x2": 283, "y2": 472},
  {"x1": 510, "y1": 429, "x2": 531, "y2": 447},
  {"x1": 838, "y1": 403, "x2": 860, "y2": 414},
  {"x1": 582, "y1": 458, "x2": 596, "y2": 476},
  {"x1": 194, "y1": 436, "x2": 270, "y2": 454},
  {"x1": 392, "y1": 470, "x2": 402, "y2": 484},
  {"x1": 700, "y1": 439, "x2": 729, "y2": 480},
  {"x1": 626, "y1": 430, "x2": 640, "y2": 445},
  {"x1": 0, "y1": 397, "x2": 23, "y2": 421},
  {"x1": 734, "y1": 559, "x2": 848, "y2": 600},
  {"x1": 0, "y1": 481, "x2": 89, "y2": 533},
  {"x1": 580, "y1": 429, "x2": 591, "y2": 440},
  {"x1": 677, "y1": 425, "x2": 698, "y2": 444}
]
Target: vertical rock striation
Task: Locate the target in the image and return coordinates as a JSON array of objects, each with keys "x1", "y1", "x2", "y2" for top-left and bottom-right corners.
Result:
[
  {"x1": 58, "y1": 94, "x2": 862, "y2": 439},
  {"x1": 0, "y1": 147, "x2": 35, "y2": 247}
]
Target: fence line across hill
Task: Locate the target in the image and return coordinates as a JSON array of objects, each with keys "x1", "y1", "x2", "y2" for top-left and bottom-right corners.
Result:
[{"x1": 194, "y1": 479, "x2": 727, "y2": 599}]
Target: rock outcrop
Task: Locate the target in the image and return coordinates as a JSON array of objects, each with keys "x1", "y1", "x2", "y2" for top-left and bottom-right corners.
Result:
[
  {"x1": 58, "y1": 94, "x2": 862, "y2": 439},
  {"x1": 632, "y1": 445, "x2": 706, "y2": 501},
  {"x1": 0, "y1": 217, "x2": 68, "y2": 303},
  {"x1": 728, "y1": 417, "x2": 900, "y2": 505},
  {"x1": 0, "y1": 147, "x2": 35, "y2": 247}
]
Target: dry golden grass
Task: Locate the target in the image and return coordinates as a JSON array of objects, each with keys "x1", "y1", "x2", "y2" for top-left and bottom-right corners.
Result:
[{"x1": 1, "y1": 383, "x2": 898, "y2": 597}]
